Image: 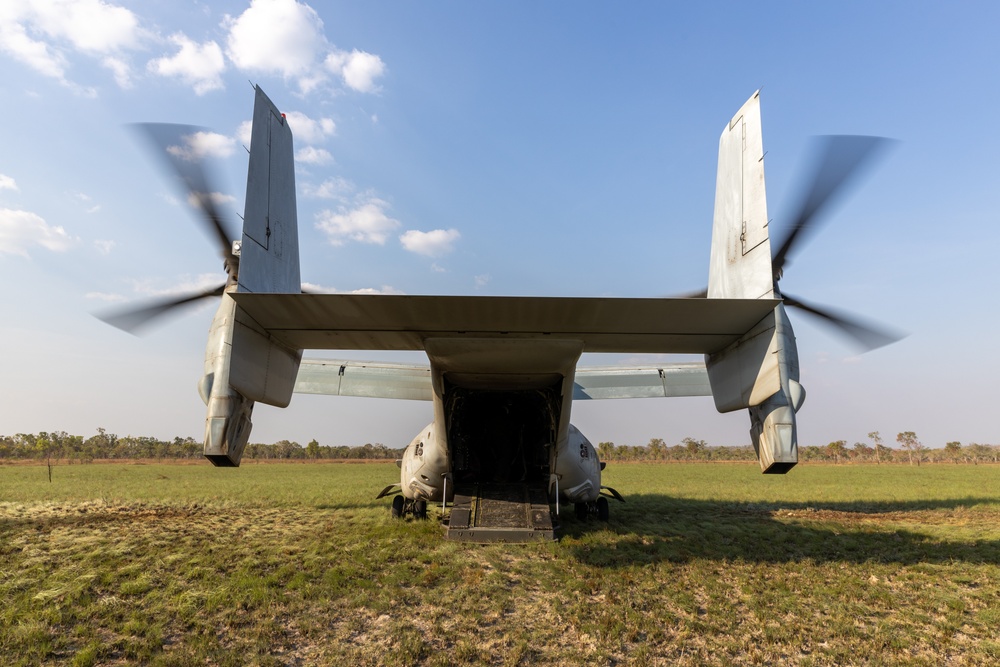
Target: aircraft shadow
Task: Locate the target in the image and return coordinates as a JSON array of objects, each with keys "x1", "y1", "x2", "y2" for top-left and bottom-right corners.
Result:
[{"x1": 558, "y1": 494, "x2": 1000, "y2": 568}]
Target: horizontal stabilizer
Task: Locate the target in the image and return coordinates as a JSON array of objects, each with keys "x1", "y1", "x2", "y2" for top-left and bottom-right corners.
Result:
[{"x1": 233, "y1": 294, "x2": 778, "y2": 355}]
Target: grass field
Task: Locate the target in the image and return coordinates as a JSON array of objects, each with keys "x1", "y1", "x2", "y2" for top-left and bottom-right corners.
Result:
[{"x1": 2, "y1": 461, "x2": 998, "y2": 666}]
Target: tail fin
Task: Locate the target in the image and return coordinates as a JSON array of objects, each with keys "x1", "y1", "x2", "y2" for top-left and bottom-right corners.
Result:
[
  {"x1": 704, "y1": 91, "x2": 801, "y2": 474},
  {"x1": 238, "y1": 85, "x2": 301, "y2": 294},
  {"x1": 707, "y1": 90, "x2": 773, "y2": 300},
  {"x1": 201, "y1": 86, "x2": 303, "y2": 466}
]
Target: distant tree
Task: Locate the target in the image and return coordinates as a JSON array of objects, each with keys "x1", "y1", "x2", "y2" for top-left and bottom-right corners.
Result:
[
  {"x1": 944, "y1": 441, "x2": 962, "y2": 464},
  {"x1": 306, "y1": 439, "x2": 321, "y2": 459},
  {"x1": 646, "y1": 438, "x2": 665, "y2": 460},
  {"x1": 827, "y1": 440, "x2": 847, "y2": 464},
  {"x1": 966, "y1": 442, "x2": 988, "y2": 465},
  {"x1": 896, "y1": 431, "x2": 924, "y2": 466},
  {"x1": 682, "y1": 437, "x2": 707, "y2": 459},
  {"x1": 597, "y1": 441, "x2": 615, "y2": 460},
  {"x1": 852, "y1": 442, "x2": 873, "y2": 462},
  {"x1": 868, "y1": 431, "x2": 884, "y2": 464}
]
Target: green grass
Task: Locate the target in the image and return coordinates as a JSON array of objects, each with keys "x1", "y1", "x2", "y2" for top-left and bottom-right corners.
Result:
[{"x1": 2, "y1": 461, "x2": 998, "y2": 665}]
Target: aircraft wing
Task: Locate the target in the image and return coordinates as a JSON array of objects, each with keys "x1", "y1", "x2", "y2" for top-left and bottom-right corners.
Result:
[
  {"x1": 294, "y1": 359, "x2": 432, "y2": 401},
  {"x1": 232, "y1": 293, "x2": 779, "y2": 354},
  {"x1": 293, "y1": 358, "x2": 710, "y2": 401}
]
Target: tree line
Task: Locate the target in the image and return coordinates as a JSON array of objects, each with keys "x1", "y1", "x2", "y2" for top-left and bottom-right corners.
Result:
[
  {"x1": 0, "y1": 429, "x2": 402, "y2": 463},
  {"x1": 597, "y1": 432, "x2": 1000, "y2": 465},
  {"x1": 2, "y1": 429, "x2": 997, "y2": 465}
]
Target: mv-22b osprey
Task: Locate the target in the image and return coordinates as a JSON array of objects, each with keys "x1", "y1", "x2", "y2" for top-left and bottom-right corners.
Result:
[{"x1": 106, "y1": 87, "x2": 895, "y2": 541}]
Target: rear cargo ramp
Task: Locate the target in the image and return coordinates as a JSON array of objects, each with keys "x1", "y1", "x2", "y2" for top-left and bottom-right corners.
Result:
[{"x1": 445, "y1": 483, "x2": 554, "y2": 542}]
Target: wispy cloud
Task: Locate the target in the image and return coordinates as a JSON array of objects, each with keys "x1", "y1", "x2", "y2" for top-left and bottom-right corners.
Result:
[
  {"x1": 302, "y1": 176, "x2": 354, "y2": 201},
  {"x1": 94, "y1": 239, "x2": 116, "y2": 255},
  {"x1": 283, "y1": 111, "x2": 335, "y2": 144},
  {"x1": 302, "y1": 281, "x2": 404, "y2": 295},
  {"x1": 0, "y1": 174, "x2": 18, "y2": 191},
  {"x1": 0, "y1": 0, "x2": 144, "y2": 92},
  {"x1": 295, "y1": 146, "x2": 333, "y2": 165},
  {"x1": 0, "y1": 207, "x2": 76, "y2": 257},
  {"x1": 166, "y1": 131, "x2": 236, "y2": 160},
  {"x1": 85, "y1": 290, "x2": 127, "y2": 302}
]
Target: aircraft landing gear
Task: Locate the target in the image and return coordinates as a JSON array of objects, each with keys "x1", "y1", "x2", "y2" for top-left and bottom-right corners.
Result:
[
  {"x1": 414, "y1": 499, "x2": 428, "y2": 520},
  {"x1": 574, "y1": 496, "x2": 611, "y2": 522},
  {"x1": 389, "y1": 495, "x2": 430, "y2": 520}
]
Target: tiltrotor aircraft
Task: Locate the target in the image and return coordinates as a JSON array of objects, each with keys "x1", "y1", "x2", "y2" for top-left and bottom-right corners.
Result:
[{"x1": 103, "y1": 87, "x2": 896, "y2": 541}]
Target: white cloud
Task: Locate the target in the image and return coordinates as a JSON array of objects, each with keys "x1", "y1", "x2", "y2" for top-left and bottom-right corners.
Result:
[
  {"x1": 326, "y1": 49, "x2": 385, "y2": 93},
  {"x1": 295, "y1": 146, "x2": 332, "y2": 165},
  {"x1": 28, "y1": 0, "x2": 141, "y2": 54},
  {"x1": 303, "y1": 176, "x2": 353, "y2": 200},
  {"x1": 94, "y1": 239, "x2": 115, "y2": 255},
  {"x1": 224, "y1": 0, "x2": 327, "y2": 92},
  {"x1": 475, "y1": 274, "x2": 491, "y2": 288},
  {"x1": 85, "y1": 291, "x2": 126, "y2": 302},
  {"x1": 315, "y1": 198, "x2": 401, "y2": 246},
  {"x1": 0, "y1": 19, "x2": 69, "y2": 81},
  {"x1": 167, "y1": 131, "x2": 236, "y2": 160},
  {"x1": 431, "y1": 263, "x2": 446, "y2": 273},
  {"x1": 347, "y1": 285, "x2": 404, "y2": 295},
  {"x1": 302, "y1": 281, "x2": 404, "y2": 295},
  {"x1": 0, "y1": 174, "x2": 18, "y2": 191},
  {"x1": 0, "y1": 208, "x2": 76, "y2": 256},
  {"x1": 0, "y1": 0, "x2": 143, "y2": 89},
  {"x1": 148, "y1": 33, "x2": 225, "y2": 95},
  {"x1": 236, "y1": 120, "x2": 253, "y2": 148},
  {"x1": 223, "y1": 0, "x2": 385, "y2": 96},
  {"x1": 186, "y1": 191, "x2": 236, "y2": 210},
  {"x1": 101, "y1": 55, "x2": 131, "y2": 88},
  {"x1": 283, "y1": 111, "x2": 335, "y2": 144},
  {"x1": 399, "y1": 228, "x2": 460, "y2": 257}
]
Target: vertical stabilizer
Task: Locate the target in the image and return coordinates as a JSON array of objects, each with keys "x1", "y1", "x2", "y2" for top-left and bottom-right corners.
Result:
[
  {"x1": 704, "y1": 91, "x2": 801, "y2": 473},
  {"x1": 238, "y1": 85, "x2": 301, "y2": 294},
  {"x1": 707, "y1": 90, "x2": 773, "y2": 300},
  {"x1": 200, "y1": 86, "x2": 303, "y2": 465}
]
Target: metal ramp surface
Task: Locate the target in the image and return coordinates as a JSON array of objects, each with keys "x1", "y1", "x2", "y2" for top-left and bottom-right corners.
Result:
[{"x1": 445, "y1": 482, "x2": 554, "y2": 542}]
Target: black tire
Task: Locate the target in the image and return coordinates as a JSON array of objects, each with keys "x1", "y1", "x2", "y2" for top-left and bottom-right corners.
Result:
[
  {"x1": 596, "y1": 496, "x2": 609, "y2": 522},
  {"x1": 391, "y1": 494, "x2": 405, "y2": 518},
  {"x1": 414, "y1": 499, "x2": 428, "y2": 520},
  {"x1": 574, "y1": 502, "x2": 588, "y2": 521}
]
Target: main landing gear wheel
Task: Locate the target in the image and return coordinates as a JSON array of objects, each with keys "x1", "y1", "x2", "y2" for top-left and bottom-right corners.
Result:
[
  {"x1": 596, "y1": 496, "x2": 610, "y2": 522},
  {"x1": 391, "y1": 495, "x2": 405, "y2": 518},
  {"x1": 573, "y1": 498, "x2": 611, "y2": 522}
]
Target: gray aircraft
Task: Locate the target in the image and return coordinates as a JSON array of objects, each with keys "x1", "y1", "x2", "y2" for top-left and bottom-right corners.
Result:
[{"x1": 102, "y1": 88, "x2": 895, "y2": 541}]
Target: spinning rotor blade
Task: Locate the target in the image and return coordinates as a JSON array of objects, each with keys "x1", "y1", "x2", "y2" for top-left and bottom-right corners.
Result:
[
  {"x1": 134, "y1": 123, "x2": 237, "y2": 275},
  {"x1": 97, "y1": 283, "x2": 227, "y2": 334},
  {"x1": 771, "y1": 135, "x2": 892, "y2": 279},
  {"x1": 780, "y1": 292, "x2": 903, "y2": 352}
]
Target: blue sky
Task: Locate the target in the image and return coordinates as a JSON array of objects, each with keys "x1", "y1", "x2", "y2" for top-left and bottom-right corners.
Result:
[{"x1": 2, "y1": 1, "x2": 998, "y2": 451}]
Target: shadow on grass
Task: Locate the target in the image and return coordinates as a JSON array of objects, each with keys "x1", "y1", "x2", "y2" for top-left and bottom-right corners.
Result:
[{"x1": 560, "y1": 494, "x2": 1000, "y2": 567}]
